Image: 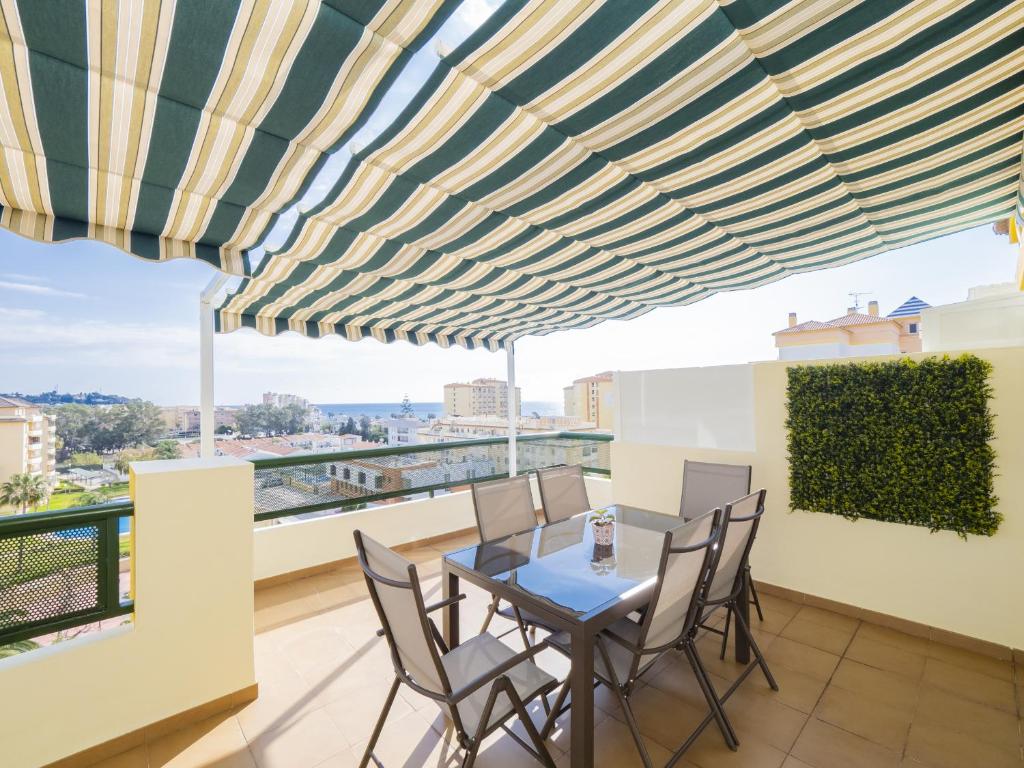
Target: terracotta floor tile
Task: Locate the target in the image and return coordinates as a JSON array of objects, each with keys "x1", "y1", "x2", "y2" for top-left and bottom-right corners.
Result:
[
  {"x1": 685, "y1": 725, "x2": 787, "y2": 768},
  {"x1": 755, "y1": 594, "x2": 802, "y2": 620},
  {"x1": 830, "y1": 659, "x2": 920, "y2": 718},
  {"x1": 780, "y1": 757, "x2": 815, "y2": 768},
  {"x1": 350, "y1": 708, "x2": 461, "y2": 767},
  {"x1": 924, "y1": 640, "x2": 1014, "y2": 682},
  {"x1": 616, "y1": 682, "x2": 707, "y2": 752},
  {"x1": 780, "y1": 617, "x2": 855, "y2": 656},
  {"x1": 719, "y1": 686, "x2": 808, "y2": 753},
  {"x1": 914, "y1": 685, "x2": 1021, "y2": 753},
  {"x1": 736, "y1": 661, "x2": 828, "y2": 715},
  {"x1": 322, "y1": 678, "x2": 416, "y2": 748},
  {"x1": 247, "y1": 708, "x2": 351, "y2": 768},
  {"x1": 790, "y1": 718, "x2": 901, "y2": 768},
  {"x1": 147, "y1": 714, "x2": 255, "y2": 768},
  {"x1": 764, "y1": 636, "x2": 840, "y2": 682},
  {"x1": 905, "y1": 721, "x2": 1022, "y2": 768},
  {"x1": 793, "y1": 606, "x2": 859, "y2": 634},
  {"x1": 844, "y1": 635, "x2": 926, "y2": 680},
  {"x1": 812, "y1": 684, "x2": 911, "y2": 751},
  {"x1": 921, "y1": 658, "x2": 1017, "y2": 713},
  {"x1": 854, "y1": 623, "x2": 932, "y2": 657}
]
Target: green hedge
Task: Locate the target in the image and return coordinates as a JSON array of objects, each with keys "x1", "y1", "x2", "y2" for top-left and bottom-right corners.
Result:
[{"x1": 786, "y1": 355, "x2": 998, "y2": 537}]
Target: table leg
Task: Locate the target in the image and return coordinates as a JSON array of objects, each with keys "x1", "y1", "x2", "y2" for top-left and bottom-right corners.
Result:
[
  {"x1": 442, "y1": 566, "x2": 460, "y2": 649},
  {"x1": 735, "y1": 572, "x2": 750, "y2": 664},
  {"x1": 569, "y1": 626, "x2": 594, "y2": 768}
]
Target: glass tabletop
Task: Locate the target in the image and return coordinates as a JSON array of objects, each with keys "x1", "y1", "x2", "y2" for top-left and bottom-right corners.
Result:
[{"x1": 444, "y1": 504, "x2": 684, "y2": 619}]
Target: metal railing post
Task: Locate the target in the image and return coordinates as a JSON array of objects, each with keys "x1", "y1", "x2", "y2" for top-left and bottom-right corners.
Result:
[{"x1": 506, "y1": 340, "x2": 517, "y2": 476}]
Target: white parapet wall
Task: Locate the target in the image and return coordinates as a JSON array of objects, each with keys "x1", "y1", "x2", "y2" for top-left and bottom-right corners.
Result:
[
  {"x1": 0, "y1": 457, "x2": 257, "y2": 768},
  {"x1": 612, "y1": 348, "x2": 1024, "y2": 650},
  {"x1": 254, "y1": 475, "x2": 613, "y2": 580}
]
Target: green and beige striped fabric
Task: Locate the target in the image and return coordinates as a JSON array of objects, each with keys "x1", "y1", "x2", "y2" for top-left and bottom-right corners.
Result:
[
  {"x1": 219, "y1": 0, "x2": 1024, "y2": 350},
  {"x1": 0, "y1": 0, "x2": 454, "y2": 274}
]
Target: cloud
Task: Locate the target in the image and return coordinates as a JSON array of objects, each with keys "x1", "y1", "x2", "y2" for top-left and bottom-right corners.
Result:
[
  {"x1": 0, "y1": 272, "x2": 48, "y2": 283},
  {"x1": 0, "y1": 279, "x2": 86, "y2": 298},
  {"x1": 0, "y1": 307, "x2": 45, "y2": 319}
]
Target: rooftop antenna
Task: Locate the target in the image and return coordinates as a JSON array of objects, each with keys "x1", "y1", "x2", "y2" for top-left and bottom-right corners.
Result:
[{"x1": 848, "y1": 291, "x2": 872, "y2": 312}]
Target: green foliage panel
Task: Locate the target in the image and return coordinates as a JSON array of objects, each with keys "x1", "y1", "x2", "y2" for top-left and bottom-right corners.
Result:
[{"x1": 786, "y1": 355, "x2": 998, "y2": 537}]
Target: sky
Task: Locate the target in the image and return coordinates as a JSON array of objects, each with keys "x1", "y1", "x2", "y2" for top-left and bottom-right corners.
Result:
[{"x1": 0, "y1": 0, "x2": 1019, "y2": 407}]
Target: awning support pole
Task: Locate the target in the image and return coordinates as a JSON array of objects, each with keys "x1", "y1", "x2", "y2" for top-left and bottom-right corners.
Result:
[
  {"x1": 200, "y1": 273, "x2": 229, "y2": 459},
  {"x1": 506, "y1": 341, "x2": 517, "y2": 477}
]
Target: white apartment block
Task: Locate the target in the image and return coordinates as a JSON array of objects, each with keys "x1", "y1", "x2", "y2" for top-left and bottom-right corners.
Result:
[
  {"x1": 0, "y1": 396, "x2": 57, "y2": 485},
  {"x1": 262, "y1": 392, "x2": 310, "y2": 409},
  {"x1": 381, "y1": 417, "x2": 421, "y2": 446},
  {"x1": 442, "y1": 378, "x2": 521, "y2": 418}
]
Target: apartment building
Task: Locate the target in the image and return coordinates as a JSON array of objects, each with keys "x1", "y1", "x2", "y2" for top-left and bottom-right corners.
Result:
[
  {"x1": 0, "y1": 396, "x2": 57, "y2": 485},
  {"x1": 773, "y1": 298, "x2": 928, "y2": 361},
  {"x1": 262, "y1": 392, "x2": 309, "y2": 409},
  {"x1": 563, "y1": 372, "x2": 615, "y2": 430},
  {"x1": 442, "y1": 378, "x2": 521, "y2": 418}
]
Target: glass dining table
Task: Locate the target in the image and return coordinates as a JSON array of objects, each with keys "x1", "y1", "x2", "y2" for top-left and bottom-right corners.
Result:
[{"x1": 441, "y1": 504, "x2": 750, "y2": 768}]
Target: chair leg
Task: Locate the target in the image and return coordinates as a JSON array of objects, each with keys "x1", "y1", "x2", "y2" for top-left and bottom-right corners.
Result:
[
  {"x1": 683, "y1": 642, "x2": 738, "y2": 750},
  {"x1": 507, "y1": 681, "x2": 557, "y2": 768},
  {"x1": 480, "y1": 594, "x2": 499, "y2": 634},
  {"x1": 359, "y1": 676, "x2": 401, "y2": 768},
  {"x1": 719, "y1": 605, "x2": 732, "y2": 660},
  {"x1": 747, "y1": 568, "x2": 764, "y2": 622},
  {"x1": 733, "y1": 604, "x2": 778, "y2": 691},
  {"x1": 463, "y1": 678, "x2": 505, "y2": 768},
  {"x1": 596, "y1": 639, "x2": 652, "y2": 768},
  {"x1": 540, "y1": 679, "x2": 570, "y2": 740}
]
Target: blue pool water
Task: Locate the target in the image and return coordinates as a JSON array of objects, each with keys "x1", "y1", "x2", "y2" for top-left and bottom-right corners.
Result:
[{"x1": 55, "y1": 517, "x2": 130, "y2": 538}]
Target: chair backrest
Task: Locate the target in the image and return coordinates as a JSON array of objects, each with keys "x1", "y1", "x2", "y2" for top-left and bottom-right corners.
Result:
[
  {"x1": 678, "y1": 460, "x2": 751, "y2": 519},
  {"x1": 704, "y1": 489, "x2": 766, "y2": 604},
  {"x1": 639, "y1": 510, "x2": 722, "y2": 658},
  {"x1": 354, "y1": 531, "x2": 448, "y2": 698},
  {"x1": 537, "y1": 464, "x2": 591, "y2": 523},
  {"x1": 471, "y1": 474, "x2": 538, "y2": 543}
]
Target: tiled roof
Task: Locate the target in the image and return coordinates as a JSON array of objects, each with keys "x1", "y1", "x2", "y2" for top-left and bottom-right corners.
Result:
[
  {"x1": 0, "y1": 396, "x2": 34, "y2": 408},
  {"x1": 776, "y1": 313, "x2": 895, "y2": 335},
  {"x1": 887, "y1": 296, "x2": 930, "y2": 318}
]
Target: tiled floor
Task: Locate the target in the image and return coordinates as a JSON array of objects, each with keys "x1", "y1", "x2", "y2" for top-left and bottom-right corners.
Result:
[{"x1": 91, "y1": 532, "x2": 1023, "y2": 768}]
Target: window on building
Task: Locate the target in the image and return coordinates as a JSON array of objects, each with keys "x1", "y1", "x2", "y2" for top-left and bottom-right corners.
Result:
[
  {"x1": 375, "y1": 476, "x2": 384, "y2": 489},
  {"x1": 908, "y1": 322, "x2": 918, "y2": 333},
  {"x1": 329, "y1": 465, "x2": 336, "y2": 476},
  {"x1": 342, "y1": 468, "x2": 350, "y2": 480},
  {"x1": 358, "y1": 471, "x2": 367, "y2": 485}
]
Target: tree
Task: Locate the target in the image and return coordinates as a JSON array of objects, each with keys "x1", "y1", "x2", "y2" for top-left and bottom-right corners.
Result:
[
  {"x1": 151, "y1": 440, "x2": 181, "y2": 460},
  {"x1": 49, "y1": 404, "x2": 94, "y2": 459},
  {"x1": 0, "y1": 473, "x2": 49, "y2": 514},
  {"x1": 358, "y1": 415, "x2": 372, "y2": 441},
  {"x1": 68, "y1": 451, "x2": 104, "y2": 467},
  {"x1": 77, "y1": 489, "x2": 111, "y2": 506},
  {"x1": 214, "y1": 424, "x2": 233, "y2": 435},
  {"x1": 400, "y1": 394, "x2": 414, "y2": 418},
  {"x1": 341, "y1": 417, "x2": 357, "y2": 436}
]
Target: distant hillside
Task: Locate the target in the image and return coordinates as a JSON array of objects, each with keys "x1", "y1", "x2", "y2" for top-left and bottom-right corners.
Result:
[{"x1": 2, "y1": 390, "x2": 132, "y2": 405}]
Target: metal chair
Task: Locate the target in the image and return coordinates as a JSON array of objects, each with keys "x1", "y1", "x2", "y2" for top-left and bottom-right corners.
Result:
[
  {"x1": 470, "y1": 475, "x2": 544, "y2": 640},
  {"x1": 354, "y1": 530, "x2": 558, "y2": 768},
  {"x1": 537, "y1": 464, "x2": 591, "y2": 523},
  {"x1": 700, "y1": 490, "x2": 779, "y2": 682},
  {"x1": 679, "y1": 460, "x2": 764, "y2": 631},
  {"x1": 544, "y1": 510, "x2": 739, "y2": 767}
]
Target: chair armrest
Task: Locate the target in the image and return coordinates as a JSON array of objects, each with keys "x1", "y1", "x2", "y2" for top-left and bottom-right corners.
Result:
[
  {"x1": 448, "y1": 640, "x2": 549, "y2": 704},
  {"x1": 376, "y1": 593, "x2": 466, "y2": 637}
]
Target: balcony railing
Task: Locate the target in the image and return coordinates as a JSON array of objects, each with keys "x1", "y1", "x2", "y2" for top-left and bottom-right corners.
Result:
[
  {"x1": 249, "y1": 431, "x2": 612, "y2": 523},
  {"x1": 0, "y1": 502, "x2": 133, "y2": 646}
]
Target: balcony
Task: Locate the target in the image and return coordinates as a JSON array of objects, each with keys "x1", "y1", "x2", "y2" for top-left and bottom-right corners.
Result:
[{"x1": 1, "y1": 353, "x2": 1022, "y2": 768}]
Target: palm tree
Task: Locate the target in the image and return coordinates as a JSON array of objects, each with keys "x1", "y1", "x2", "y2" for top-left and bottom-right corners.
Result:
[
  {"x1": 0, "y1": 472, "x2": 49, "y2": 514},
  {"x1": 77, "y1": 489, "x2": 110, "y2": 507},
  {"x1": 0, "y1": 473, "x2": 49, "y2": 573}
]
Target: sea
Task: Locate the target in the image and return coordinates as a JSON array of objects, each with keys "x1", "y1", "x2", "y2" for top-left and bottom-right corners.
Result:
[{"x1": 316, "y1": 401, "x2": 562, "y2": 420}]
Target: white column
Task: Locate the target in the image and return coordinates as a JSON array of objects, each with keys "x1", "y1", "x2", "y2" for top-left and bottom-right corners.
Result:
[
  {"x1": 506, "y1": 341, "x2": 517, "y2": 476},
  {"x1": 199, "y1": 274, "x2": 229, "y2": 458}
]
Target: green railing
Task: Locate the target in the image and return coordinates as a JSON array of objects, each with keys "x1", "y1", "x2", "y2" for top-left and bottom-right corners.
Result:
[
  {"x1": 249, "y1": 431, "x2": 612, "y2": 523},
  {"x1": 0, "y1": 502, "x2": 133, "y2": 646}
]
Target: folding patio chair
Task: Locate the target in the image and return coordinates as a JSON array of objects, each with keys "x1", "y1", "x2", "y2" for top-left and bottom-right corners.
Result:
[
  {"x1": 537, "y1": 464, "x2": 591, "y2": 523},
  {"x1": 354, "y1": 530, "x2": 558, "y2": 768},
  {"x1": 543, "y1": 510, "x2": 739, "y2": 767},
  {"x1": 679, "y1": 459, "x2": 764, "y2": 632},
  {"x1": 470, "y1": 474, "x2": 544, "y2": 641}
]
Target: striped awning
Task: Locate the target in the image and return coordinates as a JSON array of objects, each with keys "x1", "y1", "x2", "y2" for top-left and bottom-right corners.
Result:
[
  {"x1": 0, "y1": 0, "x2": 455, "y2": 274},
  {"x1": 218, "y1": 0, "x2": 1024, "y2": 350}
]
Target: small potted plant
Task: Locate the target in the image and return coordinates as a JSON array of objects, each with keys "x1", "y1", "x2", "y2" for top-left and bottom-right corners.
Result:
[{"x1": 590, "y1": 509, "x2": 615, "y2": 546}]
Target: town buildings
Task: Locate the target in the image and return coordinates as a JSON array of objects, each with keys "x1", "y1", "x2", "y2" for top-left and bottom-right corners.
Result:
[
  {"x1": 0, "y1": 396, "x2": 57, "y2": 485},
  {"x1": 261, "y1": 392, "x2": 309, "y2": 409},
  {"x1": 380, "y1": 417, "x2": 421, "y2": 447},
  {"x1": 442, "y1": 378, "x2": 521, "y2": 418},
  {"x1": 563, "y1": 372, "x2": 615, "y2": 430},
  {"x1": 417, "y1": 415, "x2": 595, "y2": 443},
  {"x1": 773, "y1": 298, "x2": 928, "y2": 361}
]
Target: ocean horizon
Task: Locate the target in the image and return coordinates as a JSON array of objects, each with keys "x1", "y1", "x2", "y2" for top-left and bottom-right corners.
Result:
[{"x1": 315, "y1": 401, "x2": 562, "y2": 420}]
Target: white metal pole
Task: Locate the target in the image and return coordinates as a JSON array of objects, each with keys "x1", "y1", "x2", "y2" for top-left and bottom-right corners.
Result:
[
  {"x1": 506, "y1": 341, "x2": 517, "y2": 476},
  {"x1": 199, "y1": 274, "x2": 229, "y2": 459}
]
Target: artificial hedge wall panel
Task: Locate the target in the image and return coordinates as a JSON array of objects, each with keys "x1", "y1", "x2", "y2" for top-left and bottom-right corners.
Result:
[{"x1": 786, "y1": 354, "x2": 998, "y2": 537}]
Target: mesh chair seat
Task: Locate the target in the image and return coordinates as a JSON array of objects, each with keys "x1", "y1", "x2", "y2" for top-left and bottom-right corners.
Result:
[
  {"x1": 495, "y1": 604, "x2": 561, "y2": 633},
  {"x1": 548, "y1": 617, "x2": 657, "y2": 686},
  {"x1": 442, "y1": 632, "x2": 558, "y2": 735}
]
